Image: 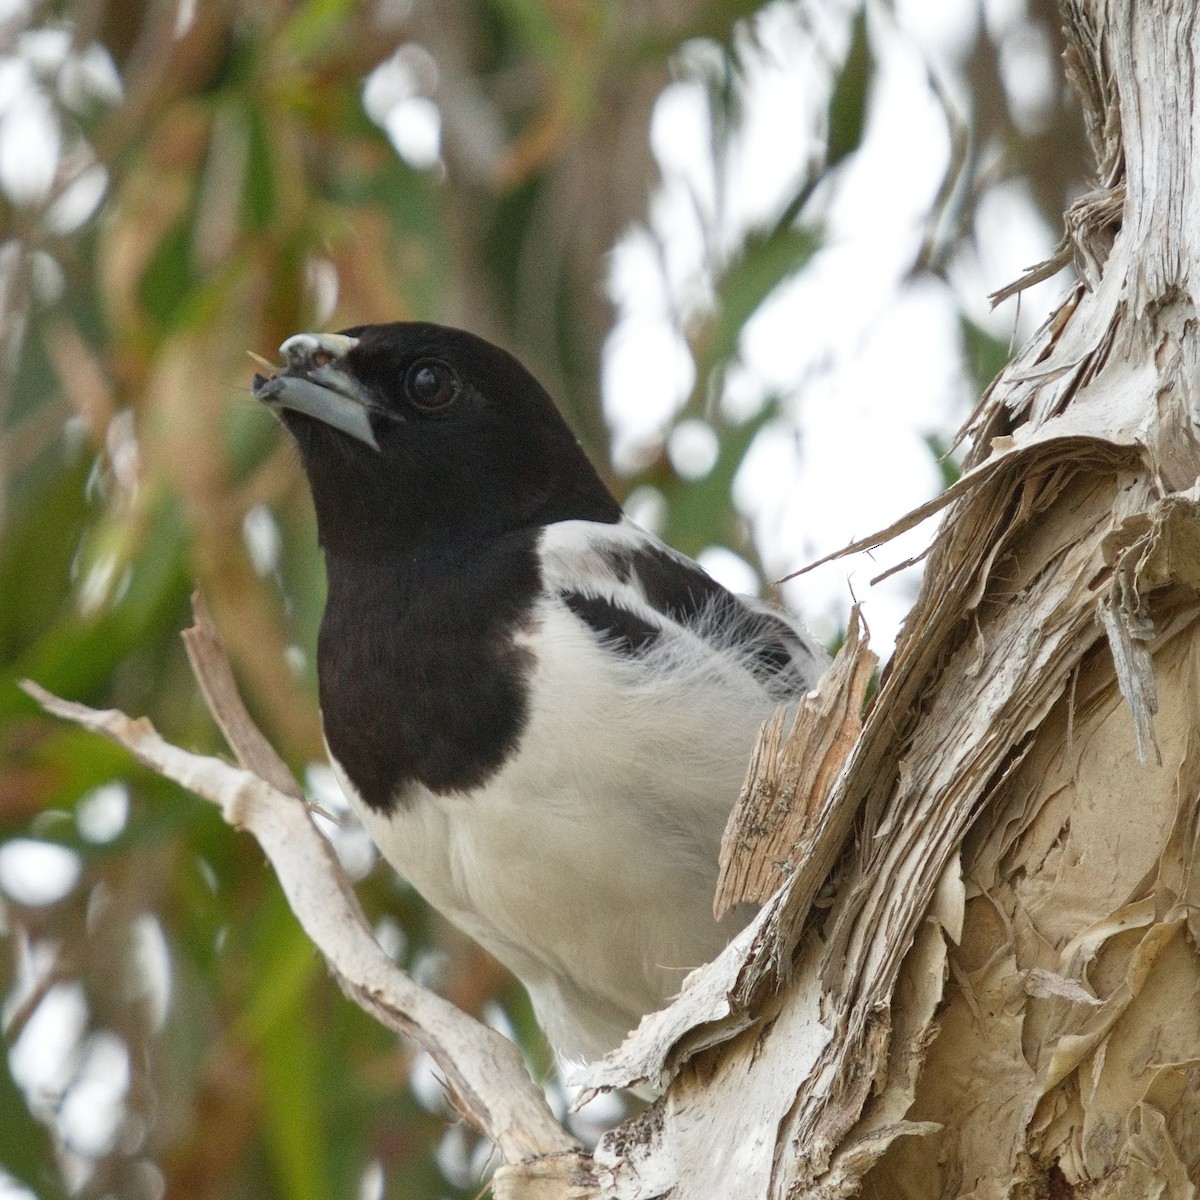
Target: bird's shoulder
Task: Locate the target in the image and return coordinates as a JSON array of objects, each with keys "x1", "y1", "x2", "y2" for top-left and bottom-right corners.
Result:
[{"x1": 536, "y1": 518, "x2": 827, "y2": 698}]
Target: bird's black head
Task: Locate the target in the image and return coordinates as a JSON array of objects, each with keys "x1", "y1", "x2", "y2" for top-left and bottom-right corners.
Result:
[{"x1": 252, "y1": 322, "x2": 620, "y2": 557}]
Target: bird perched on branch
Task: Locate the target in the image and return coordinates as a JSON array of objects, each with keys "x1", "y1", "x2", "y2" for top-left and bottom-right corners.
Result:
[{"x1": 253, "y1": 323, "x2": 826, "y2": 1064}]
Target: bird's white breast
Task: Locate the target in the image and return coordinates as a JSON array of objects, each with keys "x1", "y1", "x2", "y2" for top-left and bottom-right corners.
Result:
[{"x1": 328, "y1": 592, "x2": 775, "y2": 1061}]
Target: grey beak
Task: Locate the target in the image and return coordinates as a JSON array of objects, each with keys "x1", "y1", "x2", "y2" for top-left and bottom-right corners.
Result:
[{"x1": 252, "y1": 333, "x2": 380, "y2": 451}]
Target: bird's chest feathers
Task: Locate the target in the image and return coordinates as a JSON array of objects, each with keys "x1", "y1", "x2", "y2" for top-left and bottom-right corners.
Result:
[{"x1": 317, "y1": 538, "x2": 541, "y2": 812}]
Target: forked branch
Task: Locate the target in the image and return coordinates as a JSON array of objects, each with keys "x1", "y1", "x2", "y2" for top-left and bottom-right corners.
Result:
[{"x1": 21, "y1": 595, "x2": 588, "y2": 1194}]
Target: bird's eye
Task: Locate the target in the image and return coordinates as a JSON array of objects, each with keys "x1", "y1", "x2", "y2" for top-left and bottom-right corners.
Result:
[{"x1": 405, "y1": 359, "x2": 458, "y2": 411}]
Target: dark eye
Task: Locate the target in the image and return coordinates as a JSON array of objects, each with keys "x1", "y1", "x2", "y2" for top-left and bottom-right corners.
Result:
[{"x1": 405, "y1": 359, "x2": 458, "y2": 411}]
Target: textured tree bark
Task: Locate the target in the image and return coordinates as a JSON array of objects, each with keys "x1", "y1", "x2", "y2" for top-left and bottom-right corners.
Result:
[{"x1": 585, "y1": 2, "x2": 1200, "y2": 1196}]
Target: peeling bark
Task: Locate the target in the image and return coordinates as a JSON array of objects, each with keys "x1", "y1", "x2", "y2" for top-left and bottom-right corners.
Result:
[{"x1": 584, "y1": 2, "x2": 1200, "y2": 1196}]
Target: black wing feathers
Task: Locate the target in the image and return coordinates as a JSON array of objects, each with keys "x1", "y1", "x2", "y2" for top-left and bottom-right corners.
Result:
[
  {"x1": 561, "y1": 592, "x2": 663, "y2": 656},
  {"x1": 567, "y1": 542, "x2": 813, "y2": 695}
]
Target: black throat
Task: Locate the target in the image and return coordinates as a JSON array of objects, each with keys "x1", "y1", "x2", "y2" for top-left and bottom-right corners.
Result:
[{"x1": 317, "y1": 529, "x2": 543, "y2": 813}]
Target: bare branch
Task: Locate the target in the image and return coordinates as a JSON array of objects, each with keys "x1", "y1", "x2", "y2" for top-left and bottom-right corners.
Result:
[
  {"x1": 181, "y1": 591, "x2": 306, "y2": 800},
  {"x1": 18, "y1": 676, "x2": 582, "y2": 1172}
]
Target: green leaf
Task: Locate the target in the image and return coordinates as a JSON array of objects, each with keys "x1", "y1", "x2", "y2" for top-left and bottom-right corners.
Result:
[
  {"x1": 328, "y1": 156, "x2": 448, "y2": 320},
  {"x1": 283, "y1": 0, "x2": 360, "y2": 60},
  {"x1": 701, "y1": 226, "x2": 819, "y2": 380},
  {"x1": 662, "y1": 403, "x2": 778, "y2": 559},
  {"x1": 925, "y1": 434, "x2": 964, "y2": 490},
  {"x1": 960, "y1": 316, "x2": 1011, "y2": 395},
  {"x1": 0, "y1": 451, "x2": 90, "y2": 667},
  {"x1": 827, "y1": 8, "x2": 871, "y2": 170},
  {"x1": 242, "y1": 894, "x2": 331, "y2": 1200},
  {"x1": 0, "y1": 1047, "x2": 65, "y2": 1199},
  {"x1": 138, "y1": 213, "x2": 196, "y2": 333},
  {"x1": 243, "y1": 105, "x2": 277, "y2": 232},
  {"x1": 2, "y1": 494, "x2": 192, "y2": 721},
  {"x1": 490, "y1": 0, "x2": 572, "y2": 64}
]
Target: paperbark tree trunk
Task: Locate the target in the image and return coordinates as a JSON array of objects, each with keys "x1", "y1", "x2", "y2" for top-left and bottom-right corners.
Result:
[{"x1": 583, "y1": 2, "x2": 1200, "y2": 1196}]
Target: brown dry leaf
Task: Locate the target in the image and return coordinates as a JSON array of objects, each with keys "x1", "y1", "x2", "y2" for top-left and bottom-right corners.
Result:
[
  {"x1": 141, "y1": 327, "x2": 322, "y2": 757},
  {"x1": 43, "y1": 320, "x2": 117, "y2": 445}
]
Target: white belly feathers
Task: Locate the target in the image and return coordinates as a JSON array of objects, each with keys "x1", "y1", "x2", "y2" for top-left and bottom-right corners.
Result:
[{"x1": 328, "y1": 592, "x2": 775, "y2": 1062}]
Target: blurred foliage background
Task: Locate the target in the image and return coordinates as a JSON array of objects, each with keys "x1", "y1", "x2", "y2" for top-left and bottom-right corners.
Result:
[{"x1": 0, "y1": 1, "x2": 1087, "y2": 1197}]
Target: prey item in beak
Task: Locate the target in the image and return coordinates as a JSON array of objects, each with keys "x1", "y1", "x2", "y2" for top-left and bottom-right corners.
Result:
[{"x1": 252, "y1": 332, "x2": 380, "y2": 451}]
